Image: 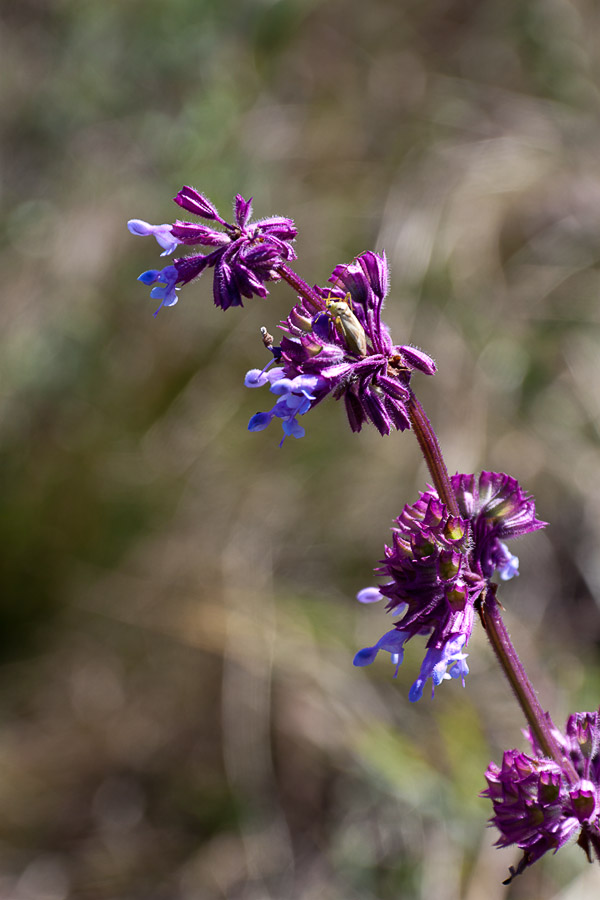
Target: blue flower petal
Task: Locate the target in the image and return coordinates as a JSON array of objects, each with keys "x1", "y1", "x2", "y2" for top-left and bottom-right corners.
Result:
[
  {"x1": 282, "y1": 417, "x2": 305, "y2": 439},
  {"x1": 138, "y1": 269, "x2": 161, "y2": 285},
  {"x1": 353, "y1": 647, "x2": 380, "y2": 667},
  {"x1": 357, "y1": 587, "x2": 384, "y2": 604},
  {"x1": 248, "y1": 412, "x2": 273, "y2": 432},
  {"x1": 353, "y1": 629, "x2": 409, "y2": 670}
]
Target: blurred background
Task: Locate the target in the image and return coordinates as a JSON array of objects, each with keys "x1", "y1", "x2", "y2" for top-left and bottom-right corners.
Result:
[{"x1": 2, "y1": 0, "x2": 600, "y2": 897}]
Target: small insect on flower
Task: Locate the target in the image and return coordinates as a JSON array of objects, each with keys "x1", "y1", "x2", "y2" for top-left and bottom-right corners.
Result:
[
  {"x1": 260, "y1": 325, "x2": 275, "y2": 350},
  {"x1": 325, "y1": 293, "x2": 368, "y2": 357}
]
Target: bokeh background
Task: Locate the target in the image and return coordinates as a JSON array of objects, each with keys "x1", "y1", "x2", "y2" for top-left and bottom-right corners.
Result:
[{"x1": 2, "y1": 0, "x2": 600, "y2": 897}]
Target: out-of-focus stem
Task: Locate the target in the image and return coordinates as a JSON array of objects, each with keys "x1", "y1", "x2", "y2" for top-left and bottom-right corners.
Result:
[
  {"x1": 407, "y1": 390, "x2": 459, "y2": 517},
  {"x1": 274, "y1": 262, "x2": 323, "y2": 313},
  {"x1": 479, "y1": 586, "x2": 578, "y2": 782}
]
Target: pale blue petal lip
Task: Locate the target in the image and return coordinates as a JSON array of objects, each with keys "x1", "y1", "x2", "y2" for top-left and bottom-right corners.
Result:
[
  {"x1": 245, "y1": 368, "x2": 271, "y2": 388},
  {"x1": 291, "y1": 374, "x2": 328, "y2": 398},
  {"x1": 497, "y1": 541, "x2": 520, "y2": 580},
  {"x1": 357, "y1": 587, "x2": 384, "y2": 604},
  {"x1": 128, "y1": 219, "x2": 157, "y2": 236},
  {"x1": 127, "y1": 219, "x2": 181, "y2": 255},
  {"x1": 244, "y1": 362, "x2": 284, "y2": 389},
  {"x1": 265, "y1": 367, "x2": 286, "y2": 383},
  {"x1": 270, "y1": 378, "x2": 295, "y2": 396}
]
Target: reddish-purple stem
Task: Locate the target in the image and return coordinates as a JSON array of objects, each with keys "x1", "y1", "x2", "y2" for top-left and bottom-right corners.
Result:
[
  {"x1": 479, "y1": 586, "x2": 578, "y2": 780},
  {"x1": 407, "y1": 390, "x2": 460, "y2": 517},
  {"x1": 274, "y1": 262, "x2": 323, "y2": 314}
]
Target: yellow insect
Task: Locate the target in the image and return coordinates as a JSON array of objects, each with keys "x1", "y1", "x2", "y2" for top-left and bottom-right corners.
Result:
[{"x1": 325, "y1": 293, "x2": 368, "y2": 357}]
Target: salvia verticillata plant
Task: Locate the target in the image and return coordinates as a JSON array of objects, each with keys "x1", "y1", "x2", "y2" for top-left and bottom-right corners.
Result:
[{"x1": 129, "y1": 188, "x2": 600, "y2": 884}]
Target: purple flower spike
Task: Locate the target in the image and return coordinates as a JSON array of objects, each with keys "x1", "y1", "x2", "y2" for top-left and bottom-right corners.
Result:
[
  {"x1": 354, "y1": 472, "x2": 544, "y2": 701},
  {"x1": 260, "y1": 251, "x2": 436, "y2": 438},
  {"x1": 130, "y1": 188, "x2": 297, "y2": 311},
  {"x1": 483, "y1": 706, "x2": 600, "y2": 883},
  {"x1": 483, "y1": 751, "x2": 579, "y2": 882},
  {"x1": 353, "y1": 489, "x2": 482, "y2": 700}
]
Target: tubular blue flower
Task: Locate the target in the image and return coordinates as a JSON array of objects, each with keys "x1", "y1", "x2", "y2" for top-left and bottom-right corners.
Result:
[
  {"x1": 246, "y1": 370, "x2": 328, "y2": 447},
  {"x1": 408, "y1": 630, "x2": 471, "y2": 702},
  {"x1": 353, "y1": 490, "x2": 483, "y2": 701},
  {"x1": 247, "y1": 251, "x2": 436, "y2": 441},
  {"x1": 127, "y1": 219, "x2": 181, "y2": 255},
  {"x1": 129, "y1": 188, "x2": 297, "y2": 311},
  {"x1": 353, "y1": 628, "x2": 410, "y2": 675},
  {"x1": 137, "y1": 265, "x2": 180, "y2": 315},
  {"x1": 354, "y1": 472, "x2": 546, "y2": 701},
  {"x1": 483, "y1": 707, "x2": 600, "y2": 883}
]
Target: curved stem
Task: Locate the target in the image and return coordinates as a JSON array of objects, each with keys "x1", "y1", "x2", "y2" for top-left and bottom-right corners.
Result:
[
  {"x1": 274, "y1": 262, "x2": 323, "y2": 313},
  {"x1": 479, "y1": 586, "x2": 578, "y2": 782},
  {"x1": 407, "y1": 390, "x2": 459, "y2": 517}
]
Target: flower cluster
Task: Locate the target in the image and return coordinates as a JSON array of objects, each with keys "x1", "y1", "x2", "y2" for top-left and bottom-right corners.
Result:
[
  {"x1": 128, "y1": 188, "x2": 297, "y2": 313},
  {"x1": 129, "y1": 186, "x2": 599, "y2": 881},
  {"x1": 451, "y1": 471, "x2": 545, "y2": 580},
  {"x1": 244, "y1": 366, "x2": 327, "y2": 446},
  {"x1": 483, "y1": 709, "x2": 600, "y2": 883},
  {"x1": 245, "y1": 251, "x2": 436, "y2": 442},
  {"x1": 353, "y1": 472, "x2": 545, "y2": 701}
]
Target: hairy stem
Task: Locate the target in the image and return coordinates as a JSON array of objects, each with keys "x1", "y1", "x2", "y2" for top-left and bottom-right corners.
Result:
[
  {"x1": 274, "y1": 262, "x2": 324, "y2": 313},
  {"x1": 479, "y1": 586, "x2": 578, "y2": 781},
  {"x1": 407, "y1": 390, "x2": 459, "y2": 517}
]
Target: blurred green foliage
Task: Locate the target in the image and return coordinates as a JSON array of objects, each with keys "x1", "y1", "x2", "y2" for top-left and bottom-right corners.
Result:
[{"x1": 2, "y1": 0, "x2": 600, "y2": 897}]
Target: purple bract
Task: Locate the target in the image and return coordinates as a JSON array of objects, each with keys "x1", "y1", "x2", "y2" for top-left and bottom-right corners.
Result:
[{"x1": 451, "y1": 471, "x2": 546, "y2": 580}]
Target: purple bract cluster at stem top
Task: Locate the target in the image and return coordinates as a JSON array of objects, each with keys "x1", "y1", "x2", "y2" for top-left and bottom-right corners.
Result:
[{"x1": 128, "y1": 187, "x2": 297, "y2": 313}]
